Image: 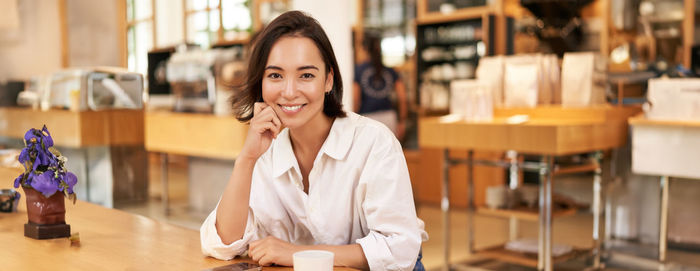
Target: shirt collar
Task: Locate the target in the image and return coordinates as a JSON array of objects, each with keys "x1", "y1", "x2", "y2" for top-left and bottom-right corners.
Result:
[{"x1": 271, "y1": 113, "x2": 357, "y2": 178}]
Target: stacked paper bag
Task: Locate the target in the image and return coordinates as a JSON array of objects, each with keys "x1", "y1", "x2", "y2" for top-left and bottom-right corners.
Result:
[
  {"x1": 477, "y1": 54, "x2": 560, "y2": 108},
  {"x1": 561, "y1": 52, "x2": 607, "y2": 107},
  {"x1": 476, "y1": 56, "x2": 505, "y2": 107},
  {"x1": 450, "y1": 79, "x2": 493, "y2": 121}
]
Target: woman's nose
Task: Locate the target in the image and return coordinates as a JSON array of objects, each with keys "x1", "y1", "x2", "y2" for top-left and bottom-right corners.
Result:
[{"x1": 282, "y1": 79, "x2": 297, "y2": 98}]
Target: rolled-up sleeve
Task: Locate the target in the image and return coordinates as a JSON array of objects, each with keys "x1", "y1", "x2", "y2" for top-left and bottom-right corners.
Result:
[
  {"x1": 200, "y1": 205, "x2": 264, "y2": 260},
  {"x1": 355, "y1": 132, "x2": 423, "y2": 271}
]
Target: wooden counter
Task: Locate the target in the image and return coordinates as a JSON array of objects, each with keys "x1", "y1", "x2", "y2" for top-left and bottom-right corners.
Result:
[
  {"x1": 419, "y1": 105, "x2": 640, "y2": 155},
  {"x1": 0, "y1": 107, "x2": 144, "y2": 147},
  {"x1": 0, "y1": 185, "x2": 357, "y2": 271},
  {"x1": 145, "y1": 111, "x2": 248, "y2": 160}
]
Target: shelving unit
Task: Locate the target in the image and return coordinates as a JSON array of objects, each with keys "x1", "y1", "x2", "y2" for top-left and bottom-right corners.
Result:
[
  {"x1": 476, "y1": 206, "x2": 578, "y2": 222},
  {"x1": 414, "y1": 0, "x2": 513, "y2": 114},
  {"x1": 475, "y1": 245, "x2": 589, "y2": 268}
]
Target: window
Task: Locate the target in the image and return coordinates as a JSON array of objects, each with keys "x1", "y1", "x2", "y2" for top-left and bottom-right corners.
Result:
[
  {"x1": 185, "y1": 0, "x2": 252, "y2": 48},
  {"x1": 222, "y1": 0, "x2": 253, "y2": 40},
  {"x1": 126, "y1": 0, "x2": 155, "y2": 75}
]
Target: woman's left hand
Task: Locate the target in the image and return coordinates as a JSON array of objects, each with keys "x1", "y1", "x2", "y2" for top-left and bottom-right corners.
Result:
[{"x1": 248, "y1": 236, "x2": 300, "y2": 266}]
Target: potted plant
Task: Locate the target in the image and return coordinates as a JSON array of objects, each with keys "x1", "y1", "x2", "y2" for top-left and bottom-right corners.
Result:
[{"x1": 13, "y1": 125, "x2": 77, "y2": 239}]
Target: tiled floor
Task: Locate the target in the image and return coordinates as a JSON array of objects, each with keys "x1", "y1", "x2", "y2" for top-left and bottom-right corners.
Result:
[{"x1": 117, "y1": 155, "x2": 700, "y2": 271}]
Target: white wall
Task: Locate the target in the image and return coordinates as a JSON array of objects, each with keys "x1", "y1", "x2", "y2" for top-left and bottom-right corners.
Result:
[
  {"x1": 292, "y1": 0, "x2": 355, "y2": 112},
  {"x1": 0, "y1": 0, "x2": 62, "y2": 81},
  {"x1": 65, "y1": 0, "x2": 121, "y2": 67}
]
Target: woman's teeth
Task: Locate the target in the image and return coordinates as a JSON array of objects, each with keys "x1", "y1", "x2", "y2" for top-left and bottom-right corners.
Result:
[{"x1": 281, "y1": 105, "x2": 302, "y2": 111}]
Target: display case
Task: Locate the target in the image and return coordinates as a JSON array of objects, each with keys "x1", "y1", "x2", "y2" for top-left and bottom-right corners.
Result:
[
  {"x1": 416, "y1": 18, "x2": 489, "y2": 113},
  {"x1": 414, "y1": 0, "x2": 513, "y2": 114}
]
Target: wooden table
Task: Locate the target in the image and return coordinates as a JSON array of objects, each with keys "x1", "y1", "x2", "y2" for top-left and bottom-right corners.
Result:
[
  {"x1": 419, "y1": 105, "x2": 640, "y2": 271},
  {"x1": 629, "y1": 115, "x2": 700, "y2": 264},
  {"x1": 145, "y1": 111, "x2": 248, "y2": 214},
  {"x1": 0, "y1": 179, "x2": 356, "y2": 271}
]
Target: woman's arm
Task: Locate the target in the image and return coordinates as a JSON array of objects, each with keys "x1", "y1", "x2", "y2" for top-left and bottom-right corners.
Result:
[
  {"x1": 215, "y1": 102, "x2": 281, "y2": 244},
  {"x1": 395, "y1": 80, "x2": 407, "y2": 123},
  {"x1": 214, "y1": 157, "x2": 257, "y2": 244},
  {"x1": 395, "y1": 80, "x2": 408, "y2": 140},
  {"x1": 353, "y1": 82, "x2": 362, "y2": 113},
  {"x1": 248, "y1": 236, "x2": 370, "y2": 270}
]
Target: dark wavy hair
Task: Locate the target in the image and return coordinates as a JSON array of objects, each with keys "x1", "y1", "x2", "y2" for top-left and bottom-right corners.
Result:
[{"x1": 231, "y1": 10, "x2": 346, "y2": 122}]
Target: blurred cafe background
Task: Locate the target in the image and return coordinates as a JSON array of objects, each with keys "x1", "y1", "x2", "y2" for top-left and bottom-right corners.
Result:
[{"x1": 1, "y1": 0, "x2": 700, "y2": 270}]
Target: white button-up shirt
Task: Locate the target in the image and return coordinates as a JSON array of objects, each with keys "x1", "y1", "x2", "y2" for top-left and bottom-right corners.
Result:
[{"x1": 200, "y1": 112, "x2": 428, "y2": 270}]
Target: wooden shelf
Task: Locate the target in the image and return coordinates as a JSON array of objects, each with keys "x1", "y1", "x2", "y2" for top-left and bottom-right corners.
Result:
[
  {"x1": 417, "y1": 5, "x2": 493, "y2": 25},
  {"x1": 476, "y1": 245, "x2": 589, "y2": 268},
  {"x1": 476, "y1": 206, "x2": 577, "y2": 221}
]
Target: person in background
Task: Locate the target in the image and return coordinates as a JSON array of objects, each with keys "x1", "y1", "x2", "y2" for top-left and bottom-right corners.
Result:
[
  {"x1": 200, "y1": 11, "x2": 427, "y2": 271},
  {"x1": 353, "y1": 34, "x2": 408, "y2": 141}
]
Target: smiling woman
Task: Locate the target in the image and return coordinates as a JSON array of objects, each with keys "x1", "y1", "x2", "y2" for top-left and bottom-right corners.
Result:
[{"x1": 201, "y1": 11, "x2": 427, "y2": 271}]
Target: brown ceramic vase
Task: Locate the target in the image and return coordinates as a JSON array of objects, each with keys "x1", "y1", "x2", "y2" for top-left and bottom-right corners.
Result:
[{"x1": 22, "y1": 187, "x2": 66, "y2": 225}]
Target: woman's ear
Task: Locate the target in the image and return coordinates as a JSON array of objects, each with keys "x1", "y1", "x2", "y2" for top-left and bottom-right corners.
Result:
[{"x1": 325, "y1": 69, "x2": 334, "y2": 94}]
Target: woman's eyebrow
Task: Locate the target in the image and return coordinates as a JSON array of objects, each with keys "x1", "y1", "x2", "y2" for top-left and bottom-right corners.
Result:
[
  {"x1": 265, "y1": 65, "x2": 283, "y2": 71},
  {"x1": 264, "y1": 65, "x2": 319, "y2": 71},
  {"x1": 298, "y1": 65, "x2": 319, "y2": 71}
]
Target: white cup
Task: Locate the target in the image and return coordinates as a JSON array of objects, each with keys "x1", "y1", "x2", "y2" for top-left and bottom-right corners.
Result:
[{"x1": 293, "y1": 250, "x2": 334, "y2": 271}]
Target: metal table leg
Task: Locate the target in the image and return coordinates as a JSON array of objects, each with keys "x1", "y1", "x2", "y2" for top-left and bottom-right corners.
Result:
[
  {"x1": 508, "y1": 150, "x2": 519, "y2": 241},
  {"x1": 592, "y1": 151, "x2": 603, "y2": 269},
  {"x1": 442, "y1": 149, "x2": 451, "y2": 271},
  {"x1": 659, "y1": 176, "x2": 669, "y2": 262},
  {"x1": 161, "y1": 153, "x2": 170, "y2": 216},
  {"x1": 537, "y1": 155, "x2": 553, "y2": 271}
]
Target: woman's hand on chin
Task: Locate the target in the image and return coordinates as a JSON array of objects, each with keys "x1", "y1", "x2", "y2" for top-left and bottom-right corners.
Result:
[
  {"x1": 248, "y1": 236, "x2": 301, "y2": 266},
  {"x1": 240, "y1": 102, "x2": 282, "y2": 161}
]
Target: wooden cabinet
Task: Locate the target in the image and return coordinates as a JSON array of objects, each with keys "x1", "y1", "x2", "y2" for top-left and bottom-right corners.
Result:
[{"x1": 405, "y1": 148, "x2": 505, "y2": 208}]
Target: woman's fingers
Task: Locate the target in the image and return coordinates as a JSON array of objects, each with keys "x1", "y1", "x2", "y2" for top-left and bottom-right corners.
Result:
[
  {"x1": 253, "y1": 102, "x2": 267, "y2": 116},
  {"x1": 258, "y1": 254, "x2": 275, "y2": 266},
  {"x1": 270, "y1": 112, "x2": 282, "y2": 134},
  {"x1": 252, "y1": 107, "x2": 282, "y2": 138}
]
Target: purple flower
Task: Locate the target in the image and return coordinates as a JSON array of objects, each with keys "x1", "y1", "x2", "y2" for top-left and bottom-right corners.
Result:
[
  {"x1": 16, "y1": 126, "x2": 77, "y2": 200},
  {"x1": 63, "y1": 172, "x2": 77, "y2": 194},
  {"x1": 32, "y1": 171, "x2": 58, "y2": 197},
  {"x1": 24, "y1": 171, "x2": 37, "y2": 185},
  {"x1": 18, "y1": 148, "x2": 29, "y2": 165},
  {"x1": 24, "y1": 129, "x2": 39, "y2": 144},
  {"x1": 41, "y1": 125, "x2": 54, "y2": 147},
  {"x1": 14, "y1": 173, "x2": 24, "y2": 188},
  {"x1": 31, "y1": 147, "x2": 55, "y2": 172}
]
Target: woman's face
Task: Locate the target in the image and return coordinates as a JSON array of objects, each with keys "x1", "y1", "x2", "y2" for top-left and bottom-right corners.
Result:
[{"x1": 262, "y1": 36, "x2": 333, "y2": 130}]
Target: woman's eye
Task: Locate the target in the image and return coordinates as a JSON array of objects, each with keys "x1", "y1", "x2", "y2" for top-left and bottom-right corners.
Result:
[
  {"x1": 267, "y1": 73, "x2": 282, "y2": 79},
  {"x1": 301, "y1": 73, "x2": 315, "y2": 79}
]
